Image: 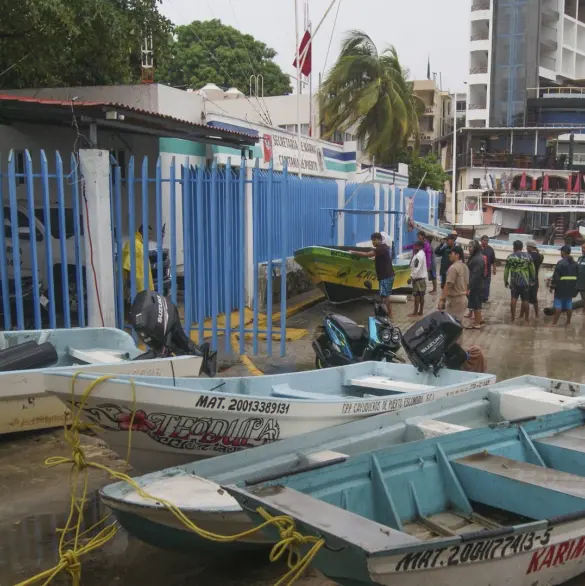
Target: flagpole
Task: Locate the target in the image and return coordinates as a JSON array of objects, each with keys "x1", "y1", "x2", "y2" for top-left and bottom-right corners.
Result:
[
  {"x1": 295, "y1": 0, "x2": 302, "y2": 177},
  {"x1": 308, "y1": 7, "x2": 313, "y2": 137}
]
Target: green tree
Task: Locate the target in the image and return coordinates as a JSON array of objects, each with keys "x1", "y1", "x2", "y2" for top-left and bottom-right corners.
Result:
[
  {"x1": 406, "y1": 153, "x2": 449, "y2": 191},
  {"x1": 0, "y1": 0, "x2": 173, "y2": 89},
  {"x1": 318, "y1": 31, "x2": 423, "y2": 166},
  {"x1": 158, "y1": 20, "x2": 292, "y2": 96}
]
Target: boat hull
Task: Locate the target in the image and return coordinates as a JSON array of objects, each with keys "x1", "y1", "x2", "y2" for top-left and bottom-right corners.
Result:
[
  {"x1": 100, "y1": 375, "x2": 585, "y2": 554},
  {"x1": 45, "y1": 364, "x2": 495, "y2": 471},
  {"x1": 0, "y1": 327, "x2": 202, "y2": 435},
  {"x1": 294, "y1": 246, "x2": 411, "y2": 303},
  {"x1": 363, "y1": 521, "x2": 585, "y2": 586}
]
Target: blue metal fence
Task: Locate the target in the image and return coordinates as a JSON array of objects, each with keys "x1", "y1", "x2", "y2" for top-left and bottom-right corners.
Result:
[
  {"x1": 111, "y1": 156, "x2": 291, "y2": 357},
  {"x1": 0, "y1": 149, "x2": 86, "y2": 331},
  {"x1": 256, "y1": 172, "x2": 338, "y2": 262},
  {"x1": 344, "y1": 182, "x2": 376, "y2": 245}
]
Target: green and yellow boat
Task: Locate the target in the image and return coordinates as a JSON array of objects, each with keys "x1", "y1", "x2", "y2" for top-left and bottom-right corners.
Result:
[{"x1": 294, "y1": 246, "x2": 412, "y2": 303}]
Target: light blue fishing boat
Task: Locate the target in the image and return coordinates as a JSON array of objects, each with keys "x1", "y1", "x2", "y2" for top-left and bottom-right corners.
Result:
[
  {"x1": 99, "y1": 375, "x2": 585, "y2": 554},
  {"x1": 45, "y1": 362, "x2": 495, "y2": 472},
  {"x1": 227, "y1": 407, "x2": 585, "y2": 586},
  {"x1": 0, "y1": 328, "x2": 203, "y2": 435}
]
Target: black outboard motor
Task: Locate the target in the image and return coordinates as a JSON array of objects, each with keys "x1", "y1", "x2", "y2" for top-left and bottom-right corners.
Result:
[
  {"x1": 401, "y1": 311, "x2": 464, "y2": 374},
  {"x1": 130, "y1": 290, "x2": 217, "y2": 377}
]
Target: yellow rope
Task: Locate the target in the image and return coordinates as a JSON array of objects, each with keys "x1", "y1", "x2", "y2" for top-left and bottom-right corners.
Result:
[{"x1": 17, "y1": 374, "x2": 325, "y2": 586}]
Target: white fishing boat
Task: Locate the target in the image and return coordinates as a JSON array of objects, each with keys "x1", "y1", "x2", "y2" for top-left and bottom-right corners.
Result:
[
  {"x1": 0, "y1": 328, "x2": 203, "y2": 435},
  {"x1": 44, "y1": 362, "x2": 495, "y2": 472},
  {"x1": 449, "y1": 189, "x2": 501, "y2": 239},
  {"x1": 99, "y1": 375, "x2": 585, "y2": 552}
]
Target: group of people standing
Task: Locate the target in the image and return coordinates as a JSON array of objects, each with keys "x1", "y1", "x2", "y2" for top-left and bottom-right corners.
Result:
[{"x1": 434, "y1": 233, "x2": 496, "y2": 329}]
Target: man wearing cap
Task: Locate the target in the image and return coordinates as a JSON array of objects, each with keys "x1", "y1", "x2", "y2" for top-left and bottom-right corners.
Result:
[
  {"x1": 526, "y1": 240, "x2": 544, "y2": 317},
  {"x1": 550, "y1": 244, "x2": 578, "y2": 326},
  {"x1": 435, "y1": 233, "x2": 457, "y2": 290},
  {"x1": 438, "y1": 245, "x2": 469, "y2": 321}
]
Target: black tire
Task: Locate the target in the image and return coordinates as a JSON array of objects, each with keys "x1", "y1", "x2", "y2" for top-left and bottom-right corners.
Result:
[{"x1": 315, "y1": 355, "x2": 327, "y2": 369}]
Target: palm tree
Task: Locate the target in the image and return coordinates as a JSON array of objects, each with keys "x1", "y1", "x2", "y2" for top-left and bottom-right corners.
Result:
[{"x1": 318, "y1": 31, "x2": 424, "y2": 167}]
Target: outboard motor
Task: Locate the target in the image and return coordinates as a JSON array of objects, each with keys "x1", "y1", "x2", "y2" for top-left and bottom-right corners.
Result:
[
  {"x1": 130, "y1": 290, "x2": 217, "y2": 377},
  {"x1": 401, "y1": 311, "x2": 464, "y2": 374}
]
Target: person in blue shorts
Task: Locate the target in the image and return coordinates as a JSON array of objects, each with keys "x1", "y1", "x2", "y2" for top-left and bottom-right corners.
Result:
[
  {"x1": 550, "y1": 244, "x2": 578, "y2": 326},
  {"x1": 351, "y1": 232, "x2": 395, "y2": 318}
]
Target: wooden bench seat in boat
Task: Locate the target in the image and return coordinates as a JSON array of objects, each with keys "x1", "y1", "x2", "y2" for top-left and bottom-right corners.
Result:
[
  {"x1": 270, "y1": 385, "x2": 349, "y2": 401},
  {"x1": 453, "y1": 453, "x2": 585, "y2": 520},
  {"x1": 349, "y1": 376, "x2": 434, "y2": 394},
  {"x1": 227, "y1": 484, "x2": 419, "y2": 554},
  {"x1": 533, "y1": 424, "x2": 585, "y2": 474}
]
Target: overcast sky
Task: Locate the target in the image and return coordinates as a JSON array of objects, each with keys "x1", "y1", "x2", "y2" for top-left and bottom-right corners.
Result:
[{"x1": 159, "y1": 0, "x2": 470, "y2": 93}]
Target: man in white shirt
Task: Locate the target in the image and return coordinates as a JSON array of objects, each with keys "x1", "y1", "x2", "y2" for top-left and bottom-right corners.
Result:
[{"x1": 409, "y1": 240, "x2": 428, "y2": 317}]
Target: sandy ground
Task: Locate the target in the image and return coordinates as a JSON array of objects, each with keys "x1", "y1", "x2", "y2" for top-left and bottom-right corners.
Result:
[{"x1": 2, "y1": 271, "x2": 585, "y2": 586}]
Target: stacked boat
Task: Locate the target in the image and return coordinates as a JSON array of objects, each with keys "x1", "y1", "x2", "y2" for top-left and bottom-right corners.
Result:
[
  {"x1": 44, "y1": 363, "x2": 585, "y2": 586},
  {"x1": 9, "y1": 323, "x2": 585, "y2": 585}
]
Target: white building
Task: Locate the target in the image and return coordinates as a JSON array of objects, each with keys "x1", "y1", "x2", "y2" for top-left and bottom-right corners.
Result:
[{"x1": 466, "y1": 0, "x2": 585, "y2": 128}]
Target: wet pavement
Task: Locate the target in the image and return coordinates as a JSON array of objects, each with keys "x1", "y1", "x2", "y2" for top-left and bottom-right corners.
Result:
[{"x1": 2, "y1": 271, "x2": 585, "y2": 586}]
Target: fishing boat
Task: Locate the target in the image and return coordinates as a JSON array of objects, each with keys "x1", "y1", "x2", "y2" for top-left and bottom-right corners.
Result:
[
  {"x1": 44, "y1": 362, "x2": 495, "y2": 472},
  {"x1": 227, "y1": 406, "x2": 585, "y2": 586},
  {"x1": 100, "y1": 375, "x2": 585, "y2": 552},
  {"x1": 0, "y1": 328, "x2": 203, "y2": 435},
  {"x1": 294, "y1": 246, "x2": 412, "y2": 303},
  {"x1": 449, "y1": 189, "x2": 502, "y2": 239},
  {"x1": 414, "y1": 220, "x2": 580, "y2": 267}
]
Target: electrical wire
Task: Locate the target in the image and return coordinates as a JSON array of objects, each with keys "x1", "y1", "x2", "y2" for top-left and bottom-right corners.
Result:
[
  {"x1": 322, "y1": 0, "x2": 342, "y2": 77},
  {"x1": 191, "y1": 29, "x2": 272, "y2": 126},
  {"x1": 201, "y1": 0, "x2": 272, "y2": 126}
]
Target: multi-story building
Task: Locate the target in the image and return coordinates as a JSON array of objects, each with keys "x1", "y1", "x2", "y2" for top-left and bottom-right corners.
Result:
[
  {"x1": 407, "y1": 80, "x2": 452, "y2": 156},
  {"x1": 441, "y1": 0, "x2": 585, "y2": 232}
]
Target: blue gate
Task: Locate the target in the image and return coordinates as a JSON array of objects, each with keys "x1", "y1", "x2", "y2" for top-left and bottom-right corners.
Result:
[
  {"x1": 0, "y1": 149, "x2": 86, "y2": 331},
  {"x1": 344, "y1": 182, "x2": 376, "y2": 245},
  {"x1": 112, "y1": 157, "x2": 299, "y2": 357}
]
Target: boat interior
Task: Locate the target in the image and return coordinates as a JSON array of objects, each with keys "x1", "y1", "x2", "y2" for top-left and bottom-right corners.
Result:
[
  {"x1": 229, "y1": 408, "x2": 585, "y2": 554},
  {"x1": 0, "y1": 328, "x2": 141, "y2": 367},
  {"x1": 66, "y1": 362, "x2": 491, "y2": 400}
]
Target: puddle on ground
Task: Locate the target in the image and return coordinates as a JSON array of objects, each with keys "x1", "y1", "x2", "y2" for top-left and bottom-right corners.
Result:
[{"x1": 0, "y1": 491, "x2": 115, "y2": 584}]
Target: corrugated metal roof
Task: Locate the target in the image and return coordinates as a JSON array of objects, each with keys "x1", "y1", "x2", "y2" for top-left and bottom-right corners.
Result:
[{"x1": 0, "y1": 93, "x2": 257, "y2": 140}]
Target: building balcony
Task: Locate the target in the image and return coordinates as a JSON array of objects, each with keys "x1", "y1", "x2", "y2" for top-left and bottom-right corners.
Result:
[
  {"x1": 458, "y1": 151, "x2": 568, "y2": 170},
  {"x1": 470, "y1": 33, "x2": 489, "y2": 41},
  {"x1": 471, "y1": 1, "x2": 490, "y2": 10},
  {"x1": 423, "y1": 105, "x2": 435, "y2": 116},
  {"x1": 470, "y1": 66, "x2": 488, "y2": 74}
]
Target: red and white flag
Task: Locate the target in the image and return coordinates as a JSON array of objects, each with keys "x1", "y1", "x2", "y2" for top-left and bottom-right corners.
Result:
[{"x1": 293, "y1": 30, "x2": 312, "y2": 77}]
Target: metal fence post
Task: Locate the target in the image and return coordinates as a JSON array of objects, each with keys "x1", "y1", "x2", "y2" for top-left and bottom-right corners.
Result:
[
  {"x1": 70, "y1": 153, "x2": 85, "y2": 327},
  {"x1": 55, "y1": 151, "x2": 71, "y2": 328},
  {"x1": 155, "y1": 157, "x2": 163, "y2": 294},
  {"x1": 239, "y1": 159, "x2": 247, "y2": 355},
  {"x1": 252, "y1": 159, "x2": 260, "y2": 355},
  {"x1": 224, "y1": 159, "x2": 232, "y2": 354},
  {"x1": 280, "y1": 161, "x2": 288, "y2": 357},
  {"x1": 266, "y1": 160, "x2": 274, "y2": 355},
  {"x1": 169, "y1": 157, "x2": 177, "y2": 306},
  {"x1": 0, "y1": 157, "x2": 10, "y2": 329},
  {"x1": 128, "y1": 156, "x2": 137, "y2": 308},
  {"x1": 24, "y1": 151, "x2": 41, "y2": 328},
  {"x1": 7, "y1": 150, "x2": 24, "y2": 329},
  {"x1": 210, "y1": 160, "x2": 219, "y2": 350},
  {"x1": 40, "y1": 151, "x2": 57, "y2": 327}
]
